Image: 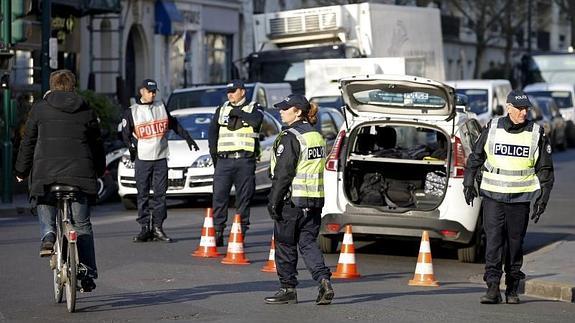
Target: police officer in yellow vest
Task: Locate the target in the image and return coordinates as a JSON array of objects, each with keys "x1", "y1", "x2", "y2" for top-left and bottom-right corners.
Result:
[
  {"x1": 208, "y1": 80, "x2": 263, "y2": 246},
  {"x1": 463, "y1": 90, "x2": 554, "y2": 305},
  {"x1": 264, "y1": 94, "x2": 334, "y2": 305}
]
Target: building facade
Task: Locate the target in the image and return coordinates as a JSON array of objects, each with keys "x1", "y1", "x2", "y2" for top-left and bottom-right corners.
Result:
[{"x1": 78, "y1": 0, "x2": 246, "y2": 101}]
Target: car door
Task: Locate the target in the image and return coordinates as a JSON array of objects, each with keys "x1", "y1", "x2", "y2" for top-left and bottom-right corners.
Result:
[{"x1": 255, "y1": 112, "x2": 281, "y2": 191}]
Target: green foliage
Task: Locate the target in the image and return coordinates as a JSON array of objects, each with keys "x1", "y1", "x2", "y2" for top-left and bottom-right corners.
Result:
[{"x1": 77, "y1": 90, "x2": 121, "y2": 138}]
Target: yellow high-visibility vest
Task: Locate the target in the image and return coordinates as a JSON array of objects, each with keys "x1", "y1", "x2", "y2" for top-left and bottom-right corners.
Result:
[
  {"x1": 271, "y1": 127, "x2": 326, "y2": 207},
  {"x1": 480, "y1": 117, "x2": 541, "y2": 202},
  {"x1": 217, "y1": 101, "x2": 257, "y2": 152}
]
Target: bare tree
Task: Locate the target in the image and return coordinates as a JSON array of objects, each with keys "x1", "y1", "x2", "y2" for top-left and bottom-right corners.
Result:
[
  {"x1": 446, "y1": 0, "x2": 511, "y2": 78},
  {"x1": 501, "y1": 0, "x2": 528, "y2": 80},
  {"x1": 554, "y1": 0, "x2": 575, "y2": 48}
]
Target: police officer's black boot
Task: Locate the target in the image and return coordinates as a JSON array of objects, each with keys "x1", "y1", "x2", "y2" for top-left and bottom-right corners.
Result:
[
  {"x1": 505, "y1": 280, "x2": 521, "y2": 304},
  {"x1": 480, "y1": 282, "x2": 502, "y2": 304},
  {"x1": 316, "y1": 278, "x2": 335, "y2": 305},
  {"x1": 133, "y1": 225, "x2": 152, "y2": 242},
  {"x1": 152, "y1": 225, "x2": 173, "y2": 243},
  {"x1": 215, "y1": 230, "x2": 224, "y2": 247},
  {"x1": 264, "y1": 287, "x2": 298, "y2": 304}
]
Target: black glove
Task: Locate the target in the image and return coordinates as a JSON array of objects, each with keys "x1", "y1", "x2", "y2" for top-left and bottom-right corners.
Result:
[
  {"x1": 187, "y1": 140, "x2": 199, "y2": 151},
  {"x1": 267, "y1": 202, "x2": 283, "y2": 221},
  {"x1": 229, "y1": 108, "x2": 242, "y2": 117},
  {"x1": 531, "y1": 200, "x2": 546, "y2": 223},
  {"x1": 129, "y1": 147, "x2": 137, "y2": 162},
  {"x1": 463, "y1": 185, "x2": 478, "y2": 206}
]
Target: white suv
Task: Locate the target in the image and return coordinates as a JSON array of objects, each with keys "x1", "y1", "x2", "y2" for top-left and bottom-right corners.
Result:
[{"x1": 321, "y1": 75, "x2": 485, "y2": 263}]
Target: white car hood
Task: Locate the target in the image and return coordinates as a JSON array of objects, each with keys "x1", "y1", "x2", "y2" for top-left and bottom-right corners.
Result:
[{"x1": 167, "y1": 139, "x2": 210, "y2": 167}]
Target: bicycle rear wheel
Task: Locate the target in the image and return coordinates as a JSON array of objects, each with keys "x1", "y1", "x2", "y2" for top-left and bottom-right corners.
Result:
[
  {"x1": 52, "y1": 234, "x2": 64, "y2": 303},
  {"x1": 65, "y1": 243, "x2": 78, "y2": 313}
]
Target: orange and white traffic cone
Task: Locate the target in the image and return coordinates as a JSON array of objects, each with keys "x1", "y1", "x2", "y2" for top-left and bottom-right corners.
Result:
[
  {"x1": 192, "y1": 208, "x2": 221, "y2": 258},
  {"x1": 261, "y1": 234, "x2": 277, "y2": 273},
  {"x1": 221, "y1": 214, "x2": 250, "y2": 265},
  {"x1": 332, "y1": 224, "x2": 360, "y2": 279},
  {"x1": 408, "y1": 230, "x2": 439, "y2": 287}
]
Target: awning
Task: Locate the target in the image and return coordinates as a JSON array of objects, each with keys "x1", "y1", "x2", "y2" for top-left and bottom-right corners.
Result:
[{"x1": 155, "y1": 0, "x2": 184, "y2": 36}]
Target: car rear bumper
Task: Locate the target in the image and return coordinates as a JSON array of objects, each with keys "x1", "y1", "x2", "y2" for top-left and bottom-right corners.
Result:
[{"x1": 320, "y1": 212, "x2": 474, "y2": 245}]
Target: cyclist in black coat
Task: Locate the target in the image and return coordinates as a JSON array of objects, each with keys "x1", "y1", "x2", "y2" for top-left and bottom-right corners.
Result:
[{"x1": 14, "y1": 70, "x2": 105, "y2": 292}]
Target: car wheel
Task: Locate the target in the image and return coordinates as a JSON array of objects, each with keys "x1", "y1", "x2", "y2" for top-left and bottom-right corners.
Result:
[
  {"x1": 318, "y1": 234, "x2": 339, "y2": 254},
  {"x1": 457, "y1": 213, "x2": 485, "y2": 263},
  {"x1": 121, "y1": 197, "x2": 137, "y2": 210},
  {"x1": 557, "y1": 134, "x2": 567, "y2": 151},
  {"x1": 566, "y1": 121, "x2": 575, "y2": 148},
  {"x1": 96, "y1": 173, "x2": 117, "y2": 204}
]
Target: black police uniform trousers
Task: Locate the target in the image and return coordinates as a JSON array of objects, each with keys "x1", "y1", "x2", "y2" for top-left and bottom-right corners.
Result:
[
  {"x1": 135, "y1": 158, "x2": 168, "y2": 227},
  {"x1": 212, "y1": 156, "x2": 255, "y2": 234},
  {"x1": 483, "y1": 197, "x2": 530, "y2": 285},
  {"x1": 274, "y1": 203, "x2": 331, "y2": 288}
]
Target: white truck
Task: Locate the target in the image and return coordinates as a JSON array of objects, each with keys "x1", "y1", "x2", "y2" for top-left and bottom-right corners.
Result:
[{"x1": 247, "y1": 2, "x2": 445, "y2": 94}]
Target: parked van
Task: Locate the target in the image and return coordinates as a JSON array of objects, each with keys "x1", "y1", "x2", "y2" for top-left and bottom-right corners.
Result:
[
  {"x1": 166, "y1": 82, "x2": 292, "y2": 111},
  {"x1": 444, "y1": 79, "x2": 512, "y2": 126},
  {"x1": 523, "y1": 82, "x2": 575, "y2": 146}
]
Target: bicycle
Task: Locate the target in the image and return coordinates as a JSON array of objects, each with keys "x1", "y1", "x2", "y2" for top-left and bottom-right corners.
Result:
[{"x1": 48, "y1": 185, "x2": 85, "y2": 313}]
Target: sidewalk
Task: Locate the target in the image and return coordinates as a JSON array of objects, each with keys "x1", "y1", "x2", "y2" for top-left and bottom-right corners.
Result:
[{"x1": 522, "y1": 236, "x2": 575, "y2": 303}]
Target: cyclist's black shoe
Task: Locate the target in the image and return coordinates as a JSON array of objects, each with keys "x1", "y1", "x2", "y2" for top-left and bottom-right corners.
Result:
[
  {"x1": 133, "y1": 225, "x2": 152, "y2": 242},
  {"x1": 80, "y1": 277, "x2": 96, "y2": 293},
  {"x1": 39, "y1": 232, "x2": 56, "y2": 257},
  {"x1": 152, "y1": 226, "x2": 173, "y2": 243}
]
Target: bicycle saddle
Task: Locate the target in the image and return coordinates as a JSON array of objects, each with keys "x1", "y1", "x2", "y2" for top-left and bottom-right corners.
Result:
[{"x1": 50, "y1": 185, "x2": 80, "y2": 193}]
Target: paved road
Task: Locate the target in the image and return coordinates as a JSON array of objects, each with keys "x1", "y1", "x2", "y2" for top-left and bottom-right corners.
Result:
[{"x1": 1, "y1": 150, "x2": 574, "y2": 322}]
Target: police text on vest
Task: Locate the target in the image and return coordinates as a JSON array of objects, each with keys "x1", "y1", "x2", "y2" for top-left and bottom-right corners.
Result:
[{"x1": 494, "y1": 143, "x2": 530, "y2": 157}]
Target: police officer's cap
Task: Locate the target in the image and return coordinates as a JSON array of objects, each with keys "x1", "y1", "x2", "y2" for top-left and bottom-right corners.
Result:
[
  {"x1": 274, "y1": 94, "x2": 311, "y2": 112},
  {"x1": 506, "y1": 90, "x2": 532, "y2": 108},
  {"x1": 226, "y1": 79, "x2": 245, "y2": 92},
  {"x1": 140, "y1": 79, "x2": 158, "y2": 92}
]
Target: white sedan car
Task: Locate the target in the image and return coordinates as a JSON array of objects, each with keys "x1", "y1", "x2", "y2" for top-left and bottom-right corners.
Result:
[{"x1": 117, "y1": 107, "x2": 282, "y2": 209}]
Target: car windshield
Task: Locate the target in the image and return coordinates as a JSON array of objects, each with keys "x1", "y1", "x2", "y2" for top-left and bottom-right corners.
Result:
[
  {"x1": 350, "y1": 84, "x2": 447, "y2": 109},
  {"x1": 167, "y1": 86, "x2": 255, "y2": 111},
  {"x1": 526, "y1": 91, "x2": 573, "y2": 110},
  {"x1": 534, "y1": 98, "x2": 552, "y2": 117},
  {"x1": 167, "y1": 113, "x2": 213, "y2": 140},
  {"x1": 455, "y1": 89, "x2": 488, "y2": 114}
]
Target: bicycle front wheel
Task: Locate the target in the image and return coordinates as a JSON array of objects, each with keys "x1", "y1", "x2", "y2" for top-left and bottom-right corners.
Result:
[
  {"x1": 65, "y1": 243, "x2": 78, "y2": 313},
  {"x1": 52, "y1": 236, "x2": 64, "y2": 303}
]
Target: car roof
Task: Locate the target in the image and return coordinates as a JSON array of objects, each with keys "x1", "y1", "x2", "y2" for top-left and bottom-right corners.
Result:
[
  {"x1": 171, "y1": 82, "x2": 290, "y2": 94},
  {"x1": 170, "y1": 107, "x2": 217, "y2": 116},
  {"x1": 444, "y1": 79, "x2": 511, "y2": 88},
  {"x1": 524, "y1": 82, "x2": 575, "y2": 92}
]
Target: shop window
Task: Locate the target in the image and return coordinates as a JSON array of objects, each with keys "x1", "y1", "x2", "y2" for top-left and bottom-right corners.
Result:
[{"x1": 205, "y1": 33, "x2": 232, "y2": 84}]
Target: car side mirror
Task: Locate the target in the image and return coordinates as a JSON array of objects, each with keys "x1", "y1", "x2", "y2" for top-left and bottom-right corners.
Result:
[
  {"x1": 259, "y1": 133, "x2": 266, "y2": 141},
  {"x1": 493, "y1": 104, "x2": 504, "y2": 116}
]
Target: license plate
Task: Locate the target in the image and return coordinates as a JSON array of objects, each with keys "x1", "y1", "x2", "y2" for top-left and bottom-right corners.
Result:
[{"x1": 168, "y1": 169, "x2": 184, "y2": 179}]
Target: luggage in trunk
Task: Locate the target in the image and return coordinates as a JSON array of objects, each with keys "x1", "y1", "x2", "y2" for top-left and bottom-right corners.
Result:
[{"x1": 345, "y1": 124, "x2": 449, "y2": 211}]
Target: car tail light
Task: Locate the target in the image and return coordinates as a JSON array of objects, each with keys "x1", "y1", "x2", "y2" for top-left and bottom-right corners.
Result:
[
  {"x1": 450, "y1": 136, "x2": 466, "y2": 178},
  {"x1": 440, "y1": 230, "x2": 458, "y2": 238},
  {"x1": 325, "y1": 130, "x2": 346, "y2": 171},
  {"x1": 326, "y1": 223, "x2": 341, "y2": 233},
  {"x1": 69, "y1": 230, "x2": 78, "y2": 242}
]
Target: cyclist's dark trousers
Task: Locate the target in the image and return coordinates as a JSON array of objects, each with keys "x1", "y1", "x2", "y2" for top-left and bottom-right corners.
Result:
[
  {"x1": 37, "y1": 198, "x2": 97, "y2": 277},
  {"x1": 483, "y1": 198, "x2": 529, "y2": 284},
  {"x1": 212, "y1": 157, "x2": 255, "y2": 234},
  {"x1": 274, "y1": 204, "x2": 331, "y2": 288},
  {"x1": 135, "y1": 158, "x2": 168, "y2": 227}
]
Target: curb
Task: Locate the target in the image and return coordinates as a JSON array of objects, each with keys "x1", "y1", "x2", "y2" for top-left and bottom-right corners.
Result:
[{"x1": 523, "y1": 279, "x2": 574, "y2": 303}]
